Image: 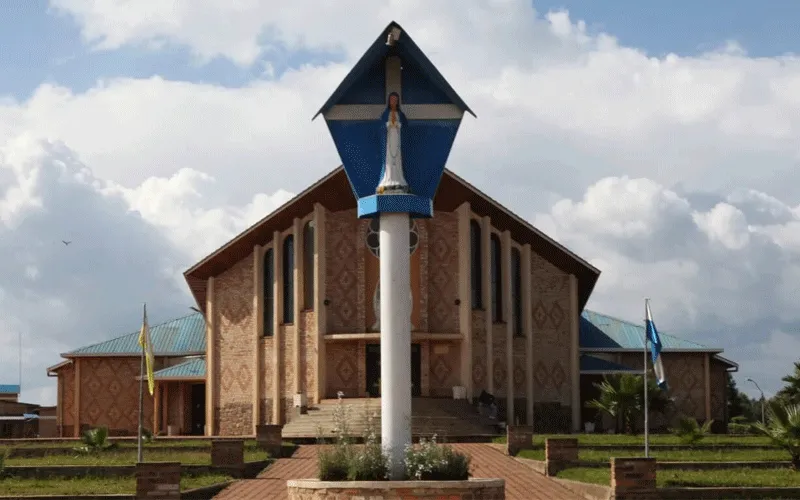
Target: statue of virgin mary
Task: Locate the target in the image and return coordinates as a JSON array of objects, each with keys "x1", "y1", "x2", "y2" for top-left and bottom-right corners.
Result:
[{"x1": 376, "y1": 92, "x2": 409, "y2": 194}]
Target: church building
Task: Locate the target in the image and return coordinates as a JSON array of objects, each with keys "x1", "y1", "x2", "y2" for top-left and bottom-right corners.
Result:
[{"x1": 47, "y1": 166, "x2": 737, "y2": 438}]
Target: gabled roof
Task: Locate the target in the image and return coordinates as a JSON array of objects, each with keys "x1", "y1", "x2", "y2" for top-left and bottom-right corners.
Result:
[
  {"x1": 46, "y1": 360, "x2": 72, "y2": 376},
  {"x1": 0, "y1": 384, "x2": 20, "y2": 394},
  {"x1": 62, "y1": 313, "x2": 205, "y2": 357},
  {"x1": 313, "y1": 21, "x2": 475, "y2": 119},
  {"x1": 137, "y1": 357, "x2": 205, "y2": 381},
  {"x1": 580, "y1": 355, "x2": 638, "y2": 374},
  {"x1": 184, "y1": 167, "x2": 601, "y2": 311},
  {"x1": 580, "y1": 310, "x2": 720, "y2": 352}
]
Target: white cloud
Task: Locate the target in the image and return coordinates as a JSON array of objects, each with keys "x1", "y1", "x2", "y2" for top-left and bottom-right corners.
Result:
[{"x1": 2, "y1": 0, "x2": 799, "y2": 401}]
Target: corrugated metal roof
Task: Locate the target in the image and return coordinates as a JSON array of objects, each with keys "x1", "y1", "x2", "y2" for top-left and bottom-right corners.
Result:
[
  {"x1": 152, "y1": 358, "x2": 205, "y2": 379},
  {"x1": 580, "y1": 355, "x2": 637, "y2": 373},
  {"x1": 0, "y1": 384, "x2": 20, "y2": 394},
  {"x1": 581, "y1": 310, "x2": 716, "y2": 351},
  {"x1": 66, "y1": 313, "x2": 205, "y2": 356}
]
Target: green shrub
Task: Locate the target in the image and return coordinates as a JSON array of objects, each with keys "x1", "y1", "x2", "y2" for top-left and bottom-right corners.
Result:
[
  {"x1": 671, "y1": 417, "x2": 713, "y2": 445},
  {"x1": 729, "y1": 422, "x2": 756, "y2": 435},
  {"x1": 74, "y1": 426, "x2": 118, "y2": 454},
  {"x1": 404, "y1": 436, "x2": 471, "y2": 481},
  {"x1": 318, "y1": 445, "x2": 350, "y2": 481}
]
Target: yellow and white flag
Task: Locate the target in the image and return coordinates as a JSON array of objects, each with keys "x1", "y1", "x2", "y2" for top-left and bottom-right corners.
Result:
[{"x1": 138, "y1": 304, "x2": 155, "y2": 396}]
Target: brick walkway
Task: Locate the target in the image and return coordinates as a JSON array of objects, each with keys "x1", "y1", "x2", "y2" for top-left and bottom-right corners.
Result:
[{"x1": 213, "y1": 444, "x2": 582, "y2": 499}]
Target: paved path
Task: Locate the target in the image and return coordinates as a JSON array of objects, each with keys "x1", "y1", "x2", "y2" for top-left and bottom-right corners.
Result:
[{"x1": 214, "y1": 443, "x2": 582, "y2": 500}]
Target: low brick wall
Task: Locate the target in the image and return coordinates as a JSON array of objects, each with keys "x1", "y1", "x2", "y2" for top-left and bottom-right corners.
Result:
[
  {"x1": 136, "y1": 462, "x2": 180, "y2": 499},
  {"x1": 552, "y1": 459, "x2": 792, "y2": 470},
  {"x1": 506, "y1": 425, "x2": 533, "y2": 456},
  {"x1": 658, "y1": 486, "x2": 800, "y2": 499},
  {"x1": 545, "y1": 438, "x2": 578, "y2": 476},
  {"x1": 256, "y1": 424, "x2": 283, "y2": 458},
  {"x1": 3, "y1": 461, "x2": 270, "y2": 480},
  {"x1": 212, "y1": 439, "x2": 245, "y2": 477},
  {"x1": 611, "y1": 457, "x2": 657, "y2": 500},
  {"x1": 6, "y1": 445, "x2": 213, "y2": 458},
  {"x1": 286, "y1": 479, "x2": 505, "y2": 499}
]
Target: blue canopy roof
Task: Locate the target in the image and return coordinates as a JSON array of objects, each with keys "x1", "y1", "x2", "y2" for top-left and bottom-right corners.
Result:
[
  {"x1": 0, "y1": 384, "x2": 20, "y2": 394},
  {"x1": 580, "y1": 310, "x2": 718, "y2": 351}
]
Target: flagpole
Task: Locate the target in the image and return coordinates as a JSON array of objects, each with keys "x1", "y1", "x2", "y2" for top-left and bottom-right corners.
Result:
[
  {"x1": 137, "y1": 304, "x2": 146, "y2": 464},
  {"x1": 644, "y1": 298, "x2": 649, "y2": 458}
]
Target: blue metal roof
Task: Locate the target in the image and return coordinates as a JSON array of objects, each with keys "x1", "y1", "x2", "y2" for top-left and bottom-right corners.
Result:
[
  {"x1": 0, "y1": 384, "x2": 20, "y2": 394},
  {"x1": 66, "y1": 313, "x2": 206, "y2": 356},
  {"x1": 152, "y1": 358, "x2": 205, "y2": 379},
  {"x1": 580, "y1": 355, "x2": 637, "y2": 373},
  {"x1": 313, "y1": 21, "x2": 475, "y2": 119},
  {"x1": 581, "y1": 310, "x2": 716, "y2": 351}
]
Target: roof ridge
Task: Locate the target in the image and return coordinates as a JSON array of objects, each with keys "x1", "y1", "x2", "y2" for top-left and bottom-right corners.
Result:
[{"x1": 583, "y1": 309, "x2": 710, "y2": 349}]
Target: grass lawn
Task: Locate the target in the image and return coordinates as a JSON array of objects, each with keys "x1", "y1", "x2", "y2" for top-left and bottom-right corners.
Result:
[
  {"x1": 5, "y1": 448, "x2": 269, "y2": 466},
  {"x1": 557, "y1": 467, "x2": 800, "y2": 487},
  {"x1": 492, "y1": 434, "x2": 772, "y2": 446},
  {"x1": 517, "y1": 447, "x2": 790, "y2": 462},
  {"x1": 0, "y1": 473, "x2": 232, "y2": 495}
]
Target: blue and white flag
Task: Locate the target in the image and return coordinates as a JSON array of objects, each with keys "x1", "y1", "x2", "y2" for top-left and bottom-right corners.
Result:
[{"x1": 645, "y1": 300, "x2": 667, "y2": 389}]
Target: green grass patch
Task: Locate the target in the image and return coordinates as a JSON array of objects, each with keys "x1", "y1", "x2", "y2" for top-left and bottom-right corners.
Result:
[
  {"x1": 557, "y1": 467, "x2": 800, "y2": 487},
  {"x1": 517, "y1": 448, "x2": 790, "y2": 462},
  {"x1": 6, "y1": 448, "x2": 269, "y2": 466},
  {"x1": 0, "y1": 473, "x2": 231, "y2": 495},
  {"x1": 493, "y1": 434, "x2": 774, "y2": 446}
]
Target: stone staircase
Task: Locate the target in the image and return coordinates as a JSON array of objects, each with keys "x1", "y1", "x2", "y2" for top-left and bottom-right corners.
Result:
[{"x1": 282, "y1": 398, "x2": 502, "y2": 442}]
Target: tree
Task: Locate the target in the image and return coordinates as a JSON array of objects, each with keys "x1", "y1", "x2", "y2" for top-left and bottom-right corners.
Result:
[
  {"x1": 587, "y1": 373, "x2": 672, "y2": 434},
  {"x1": 754, "y1": 401, "x2": 800, "y2": 470},
  {"x1": 727, "y1": 373, "x2": 747, "y2": 418},
  {"x1": 776, "y1": 362, "x2": 800, "y2": 406}
]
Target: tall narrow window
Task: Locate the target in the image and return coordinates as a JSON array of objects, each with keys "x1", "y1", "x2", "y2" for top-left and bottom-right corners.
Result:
[
  {"x1": 303, "y1": 221, "x2": 315, "y2": 310},
  {"x1": 470, "y1": 220, "x2": 482, "y2": 309},
  {"x1": 511, "y1": 248, "x2": 522, "y2": 336},
  {"x1": 263, "y1": 248, "x2": 274, "y2": 336},
  {"x1": 490, "y1": 234, "x2": 502, "y2": 322},
  {"x1": 283, "y1": 235, "x2": 294, "y2": 324}
]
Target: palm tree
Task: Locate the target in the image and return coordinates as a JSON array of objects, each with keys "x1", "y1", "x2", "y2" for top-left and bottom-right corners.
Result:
[
  {"x1": 587, "y1": 373, "x2": 671, "y2": 434},
  {"x1": 777, "y1": 362, "x2": 800, "y2": 406},
  {"x1": 754, "y1": 401, "x2": 800, "y2": 470}
]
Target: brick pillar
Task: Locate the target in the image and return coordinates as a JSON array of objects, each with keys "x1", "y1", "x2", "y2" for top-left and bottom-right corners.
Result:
[
  {"x1": 545, "y1": 438, "x2": 578, "y2": 476},
  {"x1": 212, "y1": 439, "x2": 245, "y2": 478},
  {"x1": 611, "y1": 457, "x2": 657, "y2": 500},
  {"x1": 506, "y1": 425, "x2": 533, "y2": 455},
  {"x1": 136, "y1": 462, "x2": 180, "y2": 499},
  {"x1": 256, "y1": 424, "x2": 283, "y2": 458}
]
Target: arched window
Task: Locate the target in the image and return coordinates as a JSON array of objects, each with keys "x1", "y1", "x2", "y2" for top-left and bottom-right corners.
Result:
[
  {"x1": 511, "y1": 248, "x2": 522, "y2": 336},
  {"x1": 283, "y1": 235, "x2": 294, "y2": 324},
  {"x1": 303, "y1": 221, "x2": 315, "y2": 310},
  {"x1": 470, "y1": 220, "x2": 482, "y2": 309},
  {"x1": 263, "y1": 248, "x2": 274, "y2": 336},
  {"x1": 490, "y1": 234, "x2": 502, "y2": 322}
]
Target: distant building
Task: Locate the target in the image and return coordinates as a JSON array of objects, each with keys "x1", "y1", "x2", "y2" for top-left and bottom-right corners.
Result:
[
  {"x1": 0, "y1": 384, "x2": 20, "y2": 402},
  {"x1": 47, "y1": 167, "x2": 737, "y2": 437}
]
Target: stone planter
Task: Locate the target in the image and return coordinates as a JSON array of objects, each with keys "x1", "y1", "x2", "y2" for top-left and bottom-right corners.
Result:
[{"x1": 287, "y1": 478, "x2": 505, "y2": 499}]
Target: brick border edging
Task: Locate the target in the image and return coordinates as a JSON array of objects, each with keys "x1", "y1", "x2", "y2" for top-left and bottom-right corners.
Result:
[
  {"x1": 287, "y1": 478, "x2": 505, "y2": 498},
  {"x1": 532, "y1": 460, "x2": 793, "y2": 470},
  {"x1": 0, "y1": 497, "x2": 131, "y2": 500},
  {"x1": 2, "y1": 460, "x2": 271, "y2": 479}
]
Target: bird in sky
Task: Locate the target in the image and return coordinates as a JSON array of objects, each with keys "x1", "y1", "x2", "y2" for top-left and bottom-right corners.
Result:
[{"x1": 62, "y1": 240, "x2": 71, "y2": 246}]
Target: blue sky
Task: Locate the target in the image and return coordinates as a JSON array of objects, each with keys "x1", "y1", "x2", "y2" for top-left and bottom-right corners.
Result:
[{"x1": 3, "y1": 1, "x2": 799, "y2": 100}]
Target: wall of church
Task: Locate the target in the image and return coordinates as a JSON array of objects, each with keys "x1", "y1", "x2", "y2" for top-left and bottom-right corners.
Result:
[
  {"x1": 529, "y1": 253, "x2": 574, "y2": 432},
  {"x1": 58, "y1": 365, "x2": 74, "y2": 436},
  {"x1": 326, "y1": 209, "x2": 366, "y2": 333},
  {"x1": 426, "y1": 213, "x2": 459, "y2": 332},
  {"x1": 214, "y1": 254, "x2": 256, "y2": 435}
]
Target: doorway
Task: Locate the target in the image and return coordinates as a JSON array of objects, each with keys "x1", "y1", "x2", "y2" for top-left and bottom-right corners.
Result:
[
  {"x1": 364, "y1": 343, "x2": 421, "y2": 397},
  {"x1": 190, "y1": 383, "x2": 206, "y2": 436}
]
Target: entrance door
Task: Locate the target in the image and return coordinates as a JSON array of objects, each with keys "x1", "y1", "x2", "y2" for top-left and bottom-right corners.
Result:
[
  {"x1": 364, "y1": 344, "x2": 422, "y2": 397},
  {"x1": 190, "y1": 383, "x2": 206, "y2": 435},
  {"x1": 366, "y1": 344, "x2": 381, "y2": 397}
]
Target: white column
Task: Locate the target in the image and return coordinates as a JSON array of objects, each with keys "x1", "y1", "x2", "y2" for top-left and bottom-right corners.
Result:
[{"x1": 379, "y1": 212, "x2": 412, "y2": 479}]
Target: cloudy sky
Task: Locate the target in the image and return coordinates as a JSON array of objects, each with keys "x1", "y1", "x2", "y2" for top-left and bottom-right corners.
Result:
[{"x1": 2, "y1": 0, "x2": 800, "y2": 405}]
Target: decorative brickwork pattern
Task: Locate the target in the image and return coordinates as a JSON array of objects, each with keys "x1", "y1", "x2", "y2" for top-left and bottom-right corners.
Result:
[
  {"x1": 611, "y1": 457, "x2": 657, "y2": 500},
  {"x1": 512, "y1": 337, "x2": 526, "y2": 397},
  {"x1": 545, "y1": 438, "x2": 578, "y2": 476},
  {"x1": 417, "y1": 219, "x2": 429, "y2": 332},
  {"x1": 492, "y1": 324, "x2": 507, "y2": 394},
  {"x1": 428, "y1": 341, "x2": 460, "y2": 397},
  {"x1": 326, "y1": 343, "x2": 359, "y2": 397},
  {"x1": 472, "y1": 310, "x2": 488, "y2": 392},
  {"x1": 426, "y1": 213, "x2": 459, "y2": 333},
  {"x1": 530, "y1": 253, "x2": 573, "y2": 431},
  {"x1": 59, "y1": 365, "x2": 74, "y2": 431},
  {"x1": 260, "y1": 337, "x2": 275, "y2": 425},
  {"x1": 303, "y1": 310, "x2": 317, "y2": 404},
  {"x1": 80, "y1": 357, "x2": 153, "y2": 435},
  {"x1": 281, "y1": 324, "x2": 296, "y2": 422},
  {"x1": 216, "y1": 254, "x2": 256, "y2": 435},
  {"x1": 325, "y1": 210, "x2": 361, "y2": 333},
  {"x1": 136, "y1": 462, "x2": 180, "y2": 499}
]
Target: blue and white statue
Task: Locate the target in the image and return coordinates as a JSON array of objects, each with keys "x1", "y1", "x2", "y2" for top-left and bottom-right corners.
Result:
[{"x1": 377, "y1": 92, "x2": 409, "y2": 194}]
